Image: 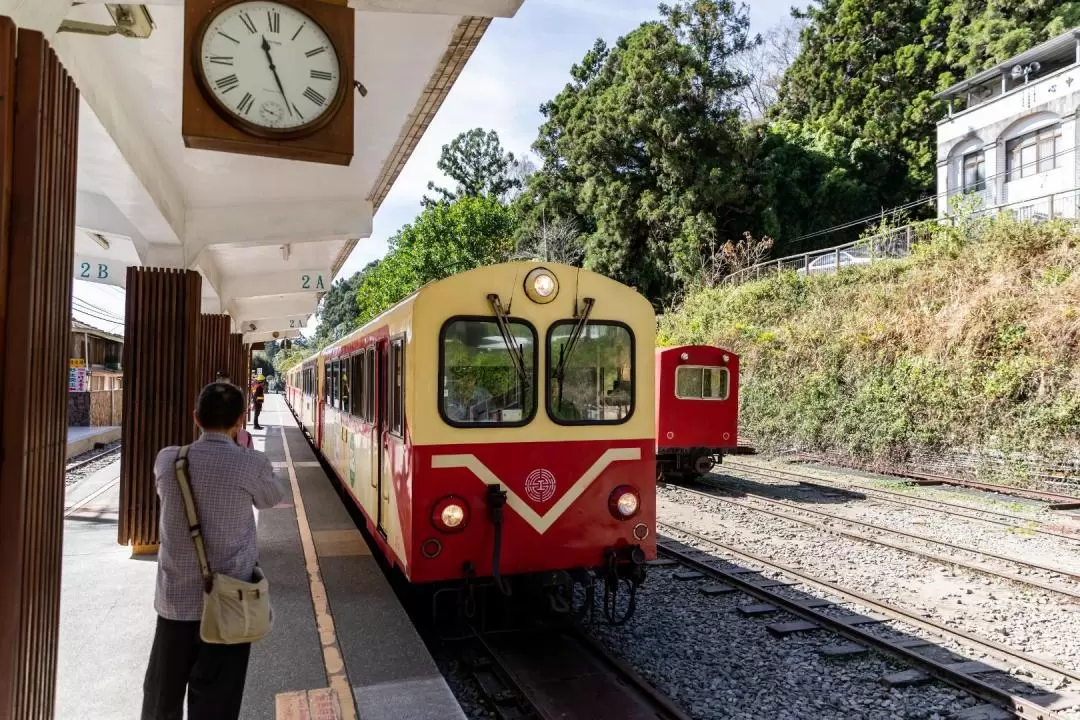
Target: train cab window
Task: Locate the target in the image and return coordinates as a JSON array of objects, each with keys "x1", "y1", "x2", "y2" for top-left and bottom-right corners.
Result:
[
  {"x1": 390, "y1": 339, "x2": 404, "y2": 435},
  {"x1": 675, "y1": 366, "x2": 730, "y2": 400},
  {"x1": 547, "y1": 322, "x2": 634, "y2": 424},
  {"x1": 439, "y1": 318, "x2": 537, "y2": 427}
]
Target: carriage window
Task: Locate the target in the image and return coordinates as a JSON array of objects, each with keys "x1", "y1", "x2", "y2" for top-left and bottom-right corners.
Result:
[
  {"x1": 390, "y1": 339, "x2": 404, "y2": 435},
  {"x1": 547, "y1": 322, "x2": 634, "y2": 424},
  {"x1": 675, "y1": 366, "x2": 730, "y2": 400},
  {"x1": 341, "y1": 358, "x2": 351, "y2": 414},
  {"x1": 440, "y1": 318, "x2": 537, "y2": 427},
  {"x1": 352, "y1": 352, "x2": 364, "y2": 420},
  {"x1": 366, "y1": 347, "x2": 375, "y2": 422}
]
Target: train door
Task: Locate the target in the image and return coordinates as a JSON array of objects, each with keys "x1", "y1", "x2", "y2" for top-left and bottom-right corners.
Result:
[
  {"x1": 315, "y1": 354, "x2": 325, "y2": 447},
  {"x1": 375, "y1": 340, "x2": 389, "y2": 537}
]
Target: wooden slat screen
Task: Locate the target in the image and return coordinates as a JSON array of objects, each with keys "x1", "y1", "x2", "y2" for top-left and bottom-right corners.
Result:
[
  {"x1": 118, "y1": 268, "x2": 202, "y2": 549},
  {"x1": 197, "y1": 313, "x2": 231, "y2": 387},
  {"x1": 228, "y1": 332, "x2": 246, "y2": 398},
  {"x1": 0, "y1": 23, "x2": 80, "y2": 720}
]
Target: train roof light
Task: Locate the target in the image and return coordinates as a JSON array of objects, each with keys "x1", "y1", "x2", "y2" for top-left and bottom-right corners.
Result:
[{"x1": 524, "y1": 267, "x2": 559, "y2": 304}]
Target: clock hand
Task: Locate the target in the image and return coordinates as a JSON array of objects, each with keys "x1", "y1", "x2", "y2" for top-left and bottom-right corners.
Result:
[{"x1": 261, "y1": 35, "x2": 293, "y2": 117}]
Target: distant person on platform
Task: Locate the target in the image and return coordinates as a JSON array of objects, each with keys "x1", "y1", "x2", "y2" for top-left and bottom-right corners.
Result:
[
  {"x1": 141, "y1": 381, "x2": 284, "y2": 720},
  {"x1": 251, "y1": 375, "x2": 266, "y2": 430},
  {"x1": 214, "y1": 371, "x2": 253, "y2": 449}
]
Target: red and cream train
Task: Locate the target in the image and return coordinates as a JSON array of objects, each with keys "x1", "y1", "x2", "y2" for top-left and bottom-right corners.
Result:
[{"x1": 284, "y1": 261, "x2": 738, "y2": 621}]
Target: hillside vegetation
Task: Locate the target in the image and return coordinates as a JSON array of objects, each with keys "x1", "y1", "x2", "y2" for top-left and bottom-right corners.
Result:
[{"x1": 658, "y1": 216, "x2": 1080, "y2": 470}]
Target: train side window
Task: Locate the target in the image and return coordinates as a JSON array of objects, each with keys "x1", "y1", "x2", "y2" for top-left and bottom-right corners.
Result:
[
  {"x1": 390, "y1": 339, "x2": 404, "y2": 435},
  {"x1": 546, "y1": 321, "x2": 634, "y2": 425},
  {"x1": 675, "y1": 366, "x2": 730, "y2": 400},
  {"x1": 341, "y1": 357, "x2": 351, "y2": 414},
  {"x1": 352, "y1": 352, "x2": 364, "y2": 420},
  {"x1": 439, "y1": 318, "x2": 537, "y2": 427},
  {"x1": 366, "y1": 347, "x2": 375, "y2": 421}
]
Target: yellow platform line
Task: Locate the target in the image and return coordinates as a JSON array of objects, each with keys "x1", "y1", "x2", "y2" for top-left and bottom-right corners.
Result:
[{"x1": 279, "y1": 425, "x2": 357, "y2": 720}]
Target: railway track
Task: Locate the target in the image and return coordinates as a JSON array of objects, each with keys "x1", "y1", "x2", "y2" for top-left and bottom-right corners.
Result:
[
  {"x1": 65, "y1": 443, "x2": 122, "y2": 474},
  {"x1": 723, "y1": 460, "x2": 1080, "y2": 541},
  {"x1": 450, "y1": 626, "x2": 689, "y2": 720},
  {"x1": 791, "y1": 454, "x2": 1080, "y2": 510},
  {"x1": 656, "y1": 522, "x2": 1080, "y2": 719},
  {"x1": 665, "y1": 479, "x2": 1080, "y2": 601}
]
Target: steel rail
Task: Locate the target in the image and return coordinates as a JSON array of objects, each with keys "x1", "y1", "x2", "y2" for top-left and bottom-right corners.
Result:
[
  {"x1": 792, "y1": 453, "x2": 1080, "y2": 507},
  {"x1": 700, "y1": 471, "x2": 1080, "y2": 580},
  {"x1": 64, "y1": 476, "x2": 121, "y2": 518},
  {"x1": 667, "y1": 482, "x2": 1080, "y2": 600},
  {"x1": 64, "y1": 443, "x2": 122, "y2": 474},
  {"x1": 656, "y1": 523, "x2": 1075, "y2": 720},
  {"x1": 452, "y1": 627, "x2": 690, "y2": 720},
  {"x1": 723, "y1": 460, "x2": 1080, "y2": 541}
]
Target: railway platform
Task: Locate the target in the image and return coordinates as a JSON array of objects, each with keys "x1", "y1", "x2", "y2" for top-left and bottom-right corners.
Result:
[
  {"x1": 57, "y1": 395, "x2": 464, "y2": 720},
  {"x1": 66, "y1": 425, "x2": 121, "y2": 460}
]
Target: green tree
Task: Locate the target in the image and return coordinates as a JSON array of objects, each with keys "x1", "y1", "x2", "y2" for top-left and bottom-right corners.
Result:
[
  {"x1": 312, "y1": 265, "x2": 374, "y2": 346},
  {"x1": 423, "y1": 128, "x2": 523, "y2": 207},
  {"x1": 518, "y1": 0, "x2": 761, "y2": 304},
  {"x1": 355, "y1": 196, "x2": 517, "y2": 323},
  {"x1": 773, "y1": 0, "x2": 1078, "y2": 200}
]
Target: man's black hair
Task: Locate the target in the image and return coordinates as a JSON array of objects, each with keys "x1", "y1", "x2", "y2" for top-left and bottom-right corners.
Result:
[{"x1": 195, "y1": 382, "x2": 246, "y2": 431}]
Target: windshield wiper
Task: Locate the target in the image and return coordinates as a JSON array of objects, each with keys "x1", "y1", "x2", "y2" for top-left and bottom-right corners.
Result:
[
  {"x1": 552, "y1": 297, "x2": 594, "y2": 410},
  {"x1": 487, "y1": 293, "x2": 529, "y2": 391}
]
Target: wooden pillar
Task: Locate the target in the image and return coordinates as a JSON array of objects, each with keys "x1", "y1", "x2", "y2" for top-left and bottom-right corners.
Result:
[
  {"x1": 197, "y1": 313, "x2": 231, "y2": 386},
  {"x1": 0, "y1": 21, "x2": 80, "y2": 720},
  {"x1": 118, "y1": 268, "x2": 202, "y2": 551}
]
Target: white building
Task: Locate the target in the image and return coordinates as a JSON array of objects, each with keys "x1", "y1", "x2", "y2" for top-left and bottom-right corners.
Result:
[{"x1": 936, "y1": 28, "x2": 1080, "y2": 219}]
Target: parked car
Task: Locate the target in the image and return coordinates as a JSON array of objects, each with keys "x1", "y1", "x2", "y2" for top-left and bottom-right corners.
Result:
[{"x1": 797, "y1": 246, "x2": 873, "y2": 275}]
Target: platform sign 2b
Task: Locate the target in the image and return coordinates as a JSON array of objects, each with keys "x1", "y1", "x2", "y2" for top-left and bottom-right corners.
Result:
[
  {"x1": 69, "y1": 358, "x2": 88, "y2": 392},
  {"x1": 73, "y1": 255, "x2": 126, "y2": 288}
]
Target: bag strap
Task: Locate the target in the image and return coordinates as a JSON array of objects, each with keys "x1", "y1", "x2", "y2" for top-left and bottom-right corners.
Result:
[{"x1": 174, "y1": 446, "x2": 213, "y2": 592}]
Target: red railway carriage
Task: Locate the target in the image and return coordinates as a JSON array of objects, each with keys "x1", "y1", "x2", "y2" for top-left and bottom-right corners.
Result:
[
  {"x1": 286, "y1": 262, "x2": 657, "y2": 621},
  {"x1": 655, "y1": 345, "x2": 739, "y2": 479}
]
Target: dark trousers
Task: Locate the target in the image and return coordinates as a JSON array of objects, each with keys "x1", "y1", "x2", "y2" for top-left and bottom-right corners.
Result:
[
  {"x1": 253, "y1": 400, "x2": 263, "y2": 427},
  {"x1": 141, "y1": 616, "x2": 251, "y2": 720}
]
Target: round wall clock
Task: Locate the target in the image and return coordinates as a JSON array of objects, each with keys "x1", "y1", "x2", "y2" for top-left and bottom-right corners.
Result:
[{"x1": 193, "y1": 0, "x2": 346, "y2": 137}]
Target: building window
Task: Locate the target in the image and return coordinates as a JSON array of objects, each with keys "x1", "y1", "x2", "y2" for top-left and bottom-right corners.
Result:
[
  {"x1": 1006, "y1": 124, "x2": 1062, "y2": 180},
  {"x1": 962, "y1": 151, "x2": 985, "y2": 193}
]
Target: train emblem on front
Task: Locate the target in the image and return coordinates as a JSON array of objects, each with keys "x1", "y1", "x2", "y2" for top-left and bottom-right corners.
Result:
[{"x1": 525, "y1": 468, "x2": 556, "y2": 503}]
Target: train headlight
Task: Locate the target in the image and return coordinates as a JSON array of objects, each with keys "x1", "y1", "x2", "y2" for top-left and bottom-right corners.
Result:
[
  {"x1": 441, "y1": 505, "x2": 465, "y2": 528},
  {"x1": 432, "y1": 496, "x2": 469, "y2": 533},
  {"x1": 608, "y1": 485, "x2": 641, "y2": 520},
  {"x1": 524, "y1": 267, "x2": 559, "y2": 304}
]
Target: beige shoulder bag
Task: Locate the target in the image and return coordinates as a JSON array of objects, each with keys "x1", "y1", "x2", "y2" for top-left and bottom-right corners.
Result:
[{"x1": 174, "y1": 445, "x2": 272, "y2": 645}]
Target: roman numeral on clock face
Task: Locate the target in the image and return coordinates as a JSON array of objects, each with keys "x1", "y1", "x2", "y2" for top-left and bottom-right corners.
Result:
[
  {"x1": 305, "y1": 47, "x2": 326, "y2": 58},
  {"x1": 311, "y1": 70, "x2": 332, "y2": 81},
  {"x1": 303, "y1": 87, "x2": 326, "y2": 106},
  {"x1": 268, "y1": 9, "x2": 280, "y2": 33},
  {"x1": 215, "y1": 74, "x2": 239, "y2": 93},
  {"x1": 239, "y1": 11, "x2": 257, "y2": 33},
  {"x1": 237, "y1": 92, "x2": 254, "y2": 115}
]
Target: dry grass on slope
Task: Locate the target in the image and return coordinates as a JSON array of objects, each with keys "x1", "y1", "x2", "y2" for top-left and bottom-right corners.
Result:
[{"x1": 659, "y1": 215, "x2": 1080, "y2": 468}]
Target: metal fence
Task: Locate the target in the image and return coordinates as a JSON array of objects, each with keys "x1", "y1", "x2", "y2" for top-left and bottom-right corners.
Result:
[{"x1": 724, "y1": 187, "x2": 1080, "y2": 287}]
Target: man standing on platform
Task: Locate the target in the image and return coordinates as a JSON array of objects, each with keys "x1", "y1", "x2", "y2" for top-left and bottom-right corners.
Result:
[
  {"x1": 141, "y1": 381, "x2": 283, "y2": 720},
  {"x1": 251, "y1": 374, "x2": 266, "y2": 430}
]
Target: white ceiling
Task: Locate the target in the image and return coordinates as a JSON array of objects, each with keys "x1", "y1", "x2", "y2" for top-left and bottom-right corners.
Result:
[{"x1": 1, "y1": 0, "x2": 525, "y2": 342}]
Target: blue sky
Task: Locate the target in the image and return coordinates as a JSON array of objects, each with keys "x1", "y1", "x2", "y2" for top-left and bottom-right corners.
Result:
[{"x1": 72, "y1": 0, "x2": 801, "y2": 334}]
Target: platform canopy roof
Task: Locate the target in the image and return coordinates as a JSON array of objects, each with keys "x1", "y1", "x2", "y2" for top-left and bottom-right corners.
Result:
[{"x1": 3, "y1": 0, "x2": 524, "y2": 345}]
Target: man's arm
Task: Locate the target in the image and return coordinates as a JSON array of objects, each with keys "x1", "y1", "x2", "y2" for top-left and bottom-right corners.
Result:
[{"x1": 249, "y1": 455, "x2": 286, "y2": 509}]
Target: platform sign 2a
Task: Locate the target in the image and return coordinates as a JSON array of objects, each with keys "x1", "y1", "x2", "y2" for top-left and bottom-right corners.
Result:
[{"x1": 69, "y1": 359, "x2": 88, "y2": 392}]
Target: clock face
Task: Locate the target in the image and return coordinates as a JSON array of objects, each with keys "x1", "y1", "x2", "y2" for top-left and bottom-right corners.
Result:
[{"x1": 197, "y1": 1, "x2": 343, "y2": 133}]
